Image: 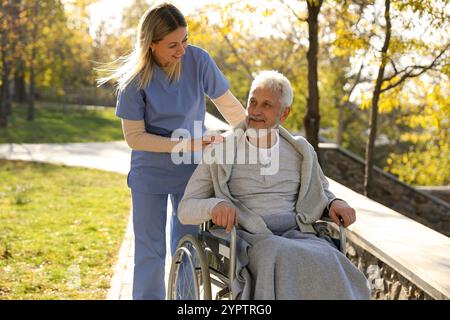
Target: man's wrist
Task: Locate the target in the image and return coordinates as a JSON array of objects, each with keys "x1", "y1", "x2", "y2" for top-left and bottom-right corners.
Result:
[
  {"x1": 326, "y1": 198, "x2": 347, "y2": 212},
  {"x1": 209, "y1": 200, "x2": 230, "y2": 218}
]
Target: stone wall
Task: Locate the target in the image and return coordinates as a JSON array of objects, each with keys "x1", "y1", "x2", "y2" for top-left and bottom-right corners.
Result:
[
  {"x1": 347, "y1": 239, "x2": 433, "y2": 300},
  {"x1": 329, "y1": 228, "x2": 434, "y2": 300},
  {"x1": 319, "y1": 143, "x2": 450, "y2": 237},
  {"x1": 416, "y1": 186, "x2": 450, "y2": 204}
]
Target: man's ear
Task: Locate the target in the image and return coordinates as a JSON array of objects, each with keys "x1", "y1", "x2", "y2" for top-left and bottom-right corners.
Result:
[{"x1": 279, "y1": 107, "x2": 291, "y2": 124}]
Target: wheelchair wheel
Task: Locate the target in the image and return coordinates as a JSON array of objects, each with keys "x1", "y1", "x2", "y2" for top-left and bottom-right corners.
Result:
[{"x1": 167, "y1": 234, "x2": 212, "y2": 300}]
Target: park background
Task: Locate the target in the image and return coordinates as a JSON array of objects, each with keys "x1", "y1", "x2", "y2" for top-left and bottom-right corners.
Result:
[{"x1": 0, "y1": 0, "x2": 449, "y2": 299}]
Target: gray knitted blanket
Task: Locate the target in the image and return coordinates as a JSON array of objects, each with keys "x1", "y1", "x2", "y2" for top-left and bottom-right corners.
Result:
[{"x1": 231, "y1": 217, "x2": 371, "y2": 300}]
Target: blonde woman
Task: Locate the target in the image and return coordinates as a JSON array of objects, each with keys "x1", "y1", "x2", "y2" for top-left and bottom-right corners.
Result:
[{"x1": 97, "y1": 3, "x2": 246, "y2": 299}]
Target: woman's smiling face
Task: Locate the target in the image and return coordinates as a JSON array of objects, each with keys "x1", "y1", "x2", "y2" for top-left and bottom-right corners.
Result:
[{"x1": 151, "y1": 27, "x2": 188, "y2": 67}]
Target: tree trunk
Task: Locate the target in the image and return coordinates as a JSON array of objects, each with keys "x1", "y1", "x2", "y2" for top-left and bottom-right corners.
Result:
[
  {"x1": 2, "y1": 53, "x2": 12, "y2": 117},
  {"x1": 364, "y1": 0, "x2": 391, "y2": 197},
  {"x1": 0, "y1": 44, "x2": 9, "y2": 127},
  {"x1": 27, "y1": 60, "x2": 35, "y2": 121},
  {"x1": 304, "y1": 0, "x2": 323, "y2": 159},
  {"x1": 14, "y1": 65, "x2": 27, "y2": 103},
  {"x1": 27, "y1": 42, "x2": 36, "y2": 121},
  {"x1": 27, "y1": 1, "x2": 39, "y2": 121},
  {"x1": 0, "y1": 102, "x2": 6, "y2": 128},
  {"x1": 336, "y1": 102, "x2": 344, "y2": 146},
  {"x1": 4, "y1": 73, "x2": 12, "y2": 116}
]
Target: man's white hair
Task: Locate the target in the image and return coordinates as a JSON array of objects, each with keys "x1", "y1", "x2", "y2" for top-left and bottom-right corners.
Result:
[{"x1": 250, "y1": 70, "x2": 293, "y2": 108}]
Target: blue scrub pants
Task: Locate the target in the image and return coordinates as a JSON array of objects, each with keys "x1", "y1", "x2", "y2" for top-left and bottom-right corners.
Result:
[{"x1": 131, "y1": 190, "x2": 199, "y2": 300}]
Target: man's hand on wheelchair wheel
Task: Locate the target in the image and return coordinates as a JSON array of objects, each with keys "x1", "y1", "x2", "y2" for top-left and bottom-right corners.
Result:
[
  {"x1": 211, "y1": 202, "x2": 238, "y2": 233},
  {"x1": 329, "y1": 199, "x2": 356, "y2": 228}
]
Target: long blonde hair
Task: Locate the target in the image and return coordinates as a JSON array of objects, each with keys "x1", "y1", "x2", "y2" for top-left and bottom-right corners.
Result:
[{"x1": 96, "y1": 3, "x2": 187, "y2": 91}]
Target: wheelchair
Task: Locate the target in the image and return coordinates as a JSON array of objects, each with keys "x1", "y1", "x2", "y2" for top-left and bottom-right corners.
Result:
[{"x1": 167, "y1": 218, "x2": 347, "y2": 300}]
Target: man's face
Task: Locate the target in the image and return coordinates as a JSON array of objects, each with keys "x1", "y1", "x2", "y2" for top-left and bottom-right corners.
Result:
[{"x1": 246, "y1": 87, "x2": 291, "y2": 130}]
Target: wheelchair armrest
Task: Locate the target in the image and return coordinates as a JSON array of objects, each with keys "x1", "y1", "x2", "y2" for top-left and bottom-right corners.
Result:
[
  {"x1": 203, "y1": 223, "x2": 237, "y2": 286},
  {"x1": 208, "y1": 226, "x2": 232, "y2": 242},
  {"x1": 318, "y1": 217, "x2": 347, "y2": 255},
  {"x1": 320, "y1": 216, "x2": 344, "y2": 225},
  {"x1": 320, "y1": 216, "x2": 333, "y2": 223}
]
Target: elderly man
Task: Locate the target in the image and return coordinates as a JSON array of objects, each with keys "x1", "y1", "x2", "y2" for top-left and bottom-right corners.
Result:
[{"x1": 178, "y1": 70, "x2": 370, "y2": 300}]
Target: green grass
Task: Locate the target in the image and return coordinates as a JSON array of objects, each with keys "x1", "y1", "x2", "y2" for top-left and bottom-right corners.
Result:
[
  {"x1": 0, "y1": 160, "x2": 130, "y2": 299},
  {"x1": 0, "y1": 102, "x2": 124, "y2": 144}
]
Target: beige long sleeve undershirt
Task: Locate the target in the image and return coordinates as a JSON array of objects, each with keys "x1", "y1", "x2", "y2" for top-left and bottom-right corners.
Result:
[
  {"x1": 122, "y1": 90, "x2": 247, "y2": 153},
  {"x1": 211, "y1": 90, "x2": 246, "y2": 127},
  {"x1": 121, "y1": 119, "x2": 189, "y2": 152}
]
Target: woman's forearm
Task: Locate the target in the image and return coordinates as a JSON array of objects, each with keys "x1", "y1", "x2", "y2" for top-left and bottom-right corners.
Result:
[
  {"x1": 121, "y1": 119, "x2": 189, "y2": 152},
  {"x1": 212, "y1": 90, "x2": 247, "y2": 127}
]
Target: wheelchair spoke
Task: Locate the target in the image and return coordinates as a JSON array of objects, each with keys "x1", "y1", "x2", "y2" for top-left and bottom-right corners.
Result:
[
  {"x1": 177, "y1": 248, "x2": 198, "y2": 299},
  {"x1": 167, "y1": 235, "x2": 212, "y2": 300}
]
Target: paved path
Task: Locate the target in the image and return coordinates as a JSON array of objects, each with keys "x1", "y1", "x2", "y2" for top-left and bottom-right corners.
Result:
[
  {"x1": 0, "y1": 141, "x2": 131, "y2": 174},
  {"x1": 0, "y1": 113, "x2": 231, "y2": 175}
]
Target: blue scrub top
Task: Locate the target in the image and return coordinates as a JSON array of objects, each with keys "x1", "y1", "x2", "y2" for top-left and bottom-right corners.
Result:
[{"x1": 116, "y1": 45, "x2": 229, "y2": 194}]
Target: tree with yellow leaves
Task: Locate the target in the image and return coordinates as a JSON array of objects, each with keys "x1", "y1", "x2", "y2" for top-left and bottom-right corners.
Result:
[{"x1": 363, "y1": 0, "x2": 449, "y2": 196}]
